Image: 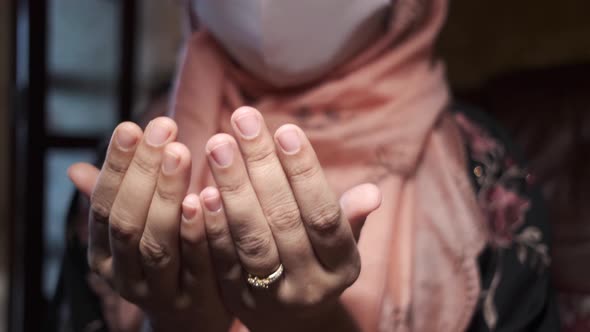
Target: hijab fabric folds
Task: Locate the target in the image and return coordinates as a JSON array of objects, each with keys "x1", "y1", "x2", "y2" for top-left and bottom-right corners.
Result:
[{"x1": 170, "y1": 0, "x2": 487, "y2": 330}]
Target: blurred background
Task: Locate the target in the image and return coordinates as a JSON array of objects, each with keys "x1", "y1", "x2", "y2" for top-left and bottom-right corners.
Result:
[{"x1": 1, "y1": 0, "x2": 589, "y2": 331}]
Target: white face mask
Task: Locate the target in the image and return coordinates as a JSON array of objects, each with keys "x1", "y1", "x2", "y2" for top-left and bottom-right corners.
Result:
[{"x1": 193, "y1": 0, "x2": 390, "y2": 87}]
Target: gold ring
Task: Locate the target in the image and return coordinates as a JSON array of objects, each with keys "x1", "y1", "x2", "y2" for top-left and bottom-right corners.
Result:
[{"x1": 246, "y1": 264, "x2": 284, "y2": 289}]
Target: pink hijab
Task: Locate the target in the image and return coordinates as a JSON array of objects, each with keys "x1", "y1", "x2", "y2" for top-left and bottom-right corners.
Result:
[{"x1": 170, "y1": 0, "x2": 487, "y2": 330}]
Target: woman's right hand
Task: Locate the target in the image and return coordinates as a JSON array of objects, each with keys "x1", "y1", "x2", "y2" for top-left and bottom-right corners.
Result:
[{"x1": 68, "y1": 117, "x2": 231, "y2": 332}]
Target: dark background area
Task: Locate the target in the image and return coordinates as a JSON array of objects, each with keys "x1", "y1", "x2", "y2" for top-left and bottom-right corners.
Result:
[
  {"x1": 440, "y1": 0, "x2": 590, "y2": 89},
  {"x1": 1, "y1": 1, "x2": 589, "y2": 331}
]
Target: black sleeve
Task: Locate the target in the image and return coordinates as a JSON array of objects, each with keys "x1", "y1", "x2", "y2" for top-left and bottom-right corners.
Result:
[
  {"x1": 467, "y1": 189, "x2": 560, "y2": 331},
  {"x1": 454, "y1": 105, "x2": 561, "y2": 331}
]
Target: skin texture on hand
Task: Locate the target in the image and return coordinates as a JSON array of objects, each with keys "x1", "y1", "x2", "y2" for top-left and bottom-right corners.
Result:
[
  {"x1": 69, "y1": 118, "x2": 231, "y2": 332},
  {"x1": 197, "y1": 107, "x2": 382, "y2": 331},
  {"x1": 68, "y1": 108, "x2": 381, "y2": 332}
]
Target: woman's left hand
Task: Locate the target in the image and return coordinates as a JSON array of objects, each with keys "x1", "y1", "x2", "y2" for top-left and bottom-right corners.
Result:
[{"x1": 196, "y1": 107, "x2": 382, "y2": 331}]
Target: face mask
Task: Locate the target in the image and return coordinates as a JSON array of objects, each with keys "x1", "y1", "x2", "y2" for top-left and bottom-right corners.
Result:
[{"x1": 193, "y1": 0, "x2": 390, "y2": 87}]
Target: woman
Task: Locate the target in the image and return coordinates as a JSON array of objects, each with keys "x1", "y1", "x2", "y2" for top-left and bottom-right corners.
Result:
[{"x1": 68, "y1": 0, "x2": 559, "y2": 331}]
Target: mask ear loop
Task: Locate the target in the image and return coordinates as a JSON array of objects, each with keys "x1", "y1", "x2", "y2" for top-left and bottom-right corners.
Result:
[{"x1": 180, "y1": 0, "x2": 199, "y2": 32}]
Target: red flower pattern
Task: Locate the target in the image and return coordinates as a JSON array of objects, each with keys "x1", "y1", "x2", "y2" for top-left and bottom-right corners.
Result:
[
  {"x1": 485, "y1": 185, "x2": 531, "y2": 247},
  {"x1": 454, "y1": 112, "x2": 550, "y2": 330},
  {"x1": 455, "y1": 113, "x2": 500, "y2": 160}
]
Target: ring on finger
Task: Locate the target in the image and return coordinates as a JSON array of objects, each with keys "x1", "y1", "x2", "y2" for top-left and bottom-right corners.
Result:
[{"x1": 246, "y1": 264, "x2": 284, "y2": 289}]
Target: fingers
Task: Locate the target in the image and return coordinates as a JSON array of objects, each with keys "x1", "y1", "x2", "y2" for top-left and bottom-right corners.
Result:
[
  {"x1": 230, "y1": 107, "x2": 313, "y2": 274},
  {"x1": 141, "y1": 142, "x2": 191, "y2": 301},
  {"x1": 199, "y1": 187, "x2": 245, "y2": 311},
  {"x1": 68, "y1": 163, "x2": 99, "y2": 198},
  {"x1": 110, "y1": 117, "x2": 177, "y2": 298},
  {"x1": 205, "y1": 134, "x2": 280, "y2": 277},
  {"x1": 274, "y1": 124, "x2": 357, "y2": 271},
  {"x1": 178, "y1": 193, "x2": 235, "y2": 331},
  {"x1": 340, "y1": 183, "x2": 382, "y2": 241},
  {"x1": 179, "y1": 192, "x2": 233, "y2": 315},
  {"x1": 87, "y1": 122, "x2": 142, "y2": 278},
  {"x1": 180, "y1": 194, "x2": 210, "y2": 277}
]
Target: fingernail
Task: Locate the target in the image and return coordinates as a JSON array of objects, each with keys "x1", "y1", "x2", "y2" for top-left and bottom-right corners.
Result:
[
  {"x1": 182, "y1": 194, "x2": 200, "y2": 220},
  {"x1": 276, "y1": 127, "x2": 301, "y2": 154},
  {"x1": 209, "y1": 142, "x2": 233, "y2": 167},
  {"x1": 162, "y1": 150, "x2": 180, "y2": 175},
  {"x1": 146, "y1": 121, "x2": 172, "y2": 147},
  {"x1": 202, "y1": 187, "x2": 222, "y2": 212},
  {"x1": 234, "y1": 108, "x2": 260, "y2": 139},
  {"x1": 115, "y1": 128, "x2": 138, "y2": 151}
]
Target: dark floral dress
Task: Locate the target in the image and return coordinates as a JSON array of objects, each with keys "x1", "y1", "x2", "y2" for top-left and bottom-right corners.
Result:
[{"x1": 455, "y1": 106, "x2": 560, "y2": 331}]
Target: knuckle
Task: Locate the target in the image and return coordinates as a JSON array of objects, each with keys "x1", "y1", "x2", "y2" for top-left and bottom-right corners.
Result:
[
  {"x1": 217, "y1": 180, "x2": 250, "y2": 198},
  {"x1": 139, "y1": 236, "x2": 172, "y2": 269},
  {"x1": 235, "y1": 231, "x2": 273, "y2": 258},
  {"x1": 243, "y1": 144, "x2": 277, "y2": 168},
  {"x1": 89, "y1": 201, "x2": 110, "y2": 226},
  {"x1": 288, "y1": 161, "x2": 320, "y2": 185},
  {"x1": 306, "y1": 203, "x2": 342, "y2": 236},
  {"x1": 104, "y1": 158, "x2": 128, "y2": 176},
  {"x1": 109, "y1": 210, "x2": 142, "y2": 242},
  {"x1": 205, "y1": 222, "x2": 231, "y2": 244},
  {"x1": 130, "y1": 153, "x2": 159, "y2": 178},
  {"x1": 154, "y1": 185, "x2": 181, "y2": 205},
  {"x1": 265, "y1": 203, "x2": 302, "y2": 234}
]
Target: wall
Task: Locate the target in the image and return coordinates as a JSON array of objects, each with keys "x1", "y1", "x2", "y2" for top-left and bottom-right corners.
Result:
[{"x1": 439, "y1": 0, "x2": 590, "y2": 89}]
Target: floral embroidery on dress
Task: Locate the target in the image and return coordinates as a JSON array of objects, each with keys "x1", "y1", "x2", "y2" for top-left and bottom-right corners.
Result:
[{"x1": 454, "y1": 113, "x2": 550, "y2": 331}]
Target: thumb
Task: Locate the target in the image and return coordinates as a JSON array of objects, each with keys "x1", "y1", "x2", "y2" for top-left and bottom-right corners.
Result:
[
  {"x1": 67, "y1": 162, "x2": 100, "y2": 199},
  {"x1": 340, "y1": 183, "x2": 382, "y2": 242}
]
